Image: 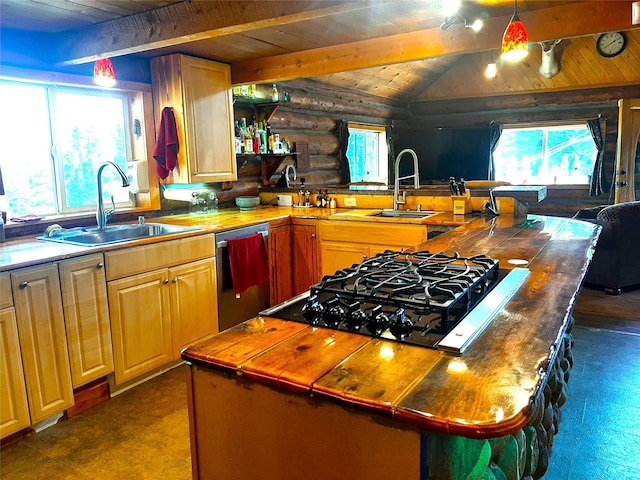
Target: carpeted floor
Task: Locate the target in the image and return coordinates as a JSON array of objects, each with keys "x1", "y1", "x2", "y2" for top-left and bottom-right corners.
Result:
[{"x1": 2, "y1": 286, "x2": 639, "y2": 479}]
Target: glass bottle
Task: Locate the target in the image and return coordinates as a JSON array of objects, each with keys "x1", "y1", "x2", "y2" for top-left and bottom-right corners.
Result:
[{"x1": 271, "y1": 83, "x2": 279, "y2": 102}]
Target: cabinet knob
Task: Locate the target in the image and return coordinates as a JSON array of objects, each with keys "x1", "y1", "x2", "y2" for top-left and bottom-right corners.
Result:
[
  {"x1": 96, "y1": 263, "x2": 104, "y2": 269},
  {"x1": 163, "y1": 279, "x2": 169, "y2": 285},
  {"x1": 19, "y1": 281, "x2": 28, "y2": 289},
  {"x1": 311, "y1": 233, "x2": 316, "y2": 238},
  {"x1": 172, "y1": 278, "x2": 178, "y2": 283},
  {"x1": 192, "y1": 171, "x2": 198, "y2": 176}
]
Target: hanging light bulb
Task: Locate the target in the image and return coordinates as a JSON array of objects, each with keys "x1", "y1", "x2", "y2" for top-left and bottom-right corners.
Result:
[
  {"x1": 501, "y1": 0, "x2": 528, "y2": 61},
  {"x1": 94, "y1": 58, "x2": 117, "y2": 87}
]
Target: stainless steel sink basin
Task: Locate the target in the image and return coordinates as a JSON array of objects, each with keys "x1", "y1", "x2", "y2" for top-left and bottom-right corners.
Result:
[
  {"x1": 38, "y1": 223, "x2": 201, "y2": 247},
  {"x1": 370, "y1": 209, "x2": 437, "y2": 219}
]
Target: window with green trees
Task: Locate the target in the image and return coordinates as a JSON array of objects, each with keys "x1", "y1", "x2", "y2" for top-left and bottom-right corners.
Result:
[
  {"x1": 493, "y1": 124, "x2": 597, "y2": 185},
  {"x1": 0, "y1": 80, "x2": 133, "y2": 219},
  {"x1": 347, "y1": 124, "x2": 388, "y2": 184}
]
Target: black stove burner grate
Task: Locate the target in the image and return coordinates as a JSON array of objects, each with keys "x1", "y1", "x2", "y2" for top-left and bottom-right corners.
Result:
[{"x1": 292, "y1": 250, "x2": 500, "y2": 348}]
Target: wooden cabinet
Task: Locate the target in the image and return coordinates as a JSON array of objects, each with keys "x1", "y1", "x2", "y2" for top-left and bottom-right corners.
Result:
[
  {"x1": 151, "y1": 53, "x2": 236, "y2": 184},
  {"x1": 269, "y1": 220, "x2": 320, "y2": 305},
  {"x1": 320, "y1": 242, "x2": 370, "y2": 277},
  {"x1": 11, "y1": 265, "x2": 74, "y2": 424},
  {"x1": 170, "y1": 258, "x2": 218, "y2": 356},
  {"x1": 268, "y1": 224, "x2": 294, "y2": 306},
  {"x1": 59, "y1": 254, "x2": 114, "y2": 388},
  {"x1": 0, "y1": 274, "x2": 30, "y2": 438},
  {"x1": 108, "y1": 270, "x2": 173, "y2": 385},
  {"x1": 292, "y1": 223, "x2": 320, "y2": 295},
  {"x1": 105, "y1": 234, "x2": 217, "y2": 384},
  {"x1": 319, "y1": 221, "x2": 428, "y2": 276}
]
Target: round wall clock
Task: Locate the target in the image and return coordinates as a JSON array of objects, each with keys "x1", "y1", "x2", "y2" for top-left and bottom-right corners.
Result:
[{"x1": 596, "y1": 32, "x2": 626, "y2": 58}]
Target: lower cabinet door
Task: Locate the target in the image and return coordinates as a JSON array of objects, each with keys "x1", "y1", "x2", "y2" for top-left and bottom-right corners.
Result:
[
  {"x1": 11, "y1": 265, "x2": 74, "y2": 424},
  {"x1": 320, "y1": 242, "x2": 370, "y2": 277},
  {"x1": 269, "y1": 225, "x2": 294, "y2": 306},
  {"x1": 292, "y1": 224, "x2": 319, "y2": 296},
  {"x1": 169, "y1": 258, "x2": 218, "y2": 357},
  {"x1": 0, "y1": 307, "x2": 31, "y2": 438},
  {"x1": 108, "y1": 269, "x2": 173, "y2": 385},
  {"x1": 59, "y1": 254, "x2": 114, "y2": 388}
]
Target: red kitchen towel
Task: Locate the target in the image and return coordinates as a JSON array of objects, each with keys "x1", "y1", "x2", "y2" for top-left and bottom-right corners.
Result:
[
  {"x1": 228, "y1": 233, "x2": 269, "y2": 295},
  {"x1": 153, "y1": 106, "x2": 179, "y2": 180}
]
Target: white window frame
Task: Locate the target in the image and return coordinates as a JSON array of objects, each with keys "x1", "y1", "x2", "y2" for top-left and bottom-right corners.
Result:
[
  {"x1": 0, "y1": 77, "x2": 135, "y2": 218},
  {"x1": 346, "y1": 123, "x2": 388, "y2": 184},
  {"x1": 493, "y1": 123, "x2": 597, "y2": 186}
]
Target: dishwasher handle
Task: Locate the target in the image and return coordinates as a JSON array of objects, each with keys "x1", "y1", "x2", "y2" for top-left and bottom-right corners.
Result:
[{"x1": 216, "y1": 230, "x2": 268, "y2": 249}]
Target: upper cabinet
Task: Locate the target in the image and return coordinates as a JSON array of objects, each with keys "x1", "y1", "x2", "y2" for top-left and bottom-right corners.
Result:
[{"x1": 151, "y1": 54, "x2": 237, "y2": 184}]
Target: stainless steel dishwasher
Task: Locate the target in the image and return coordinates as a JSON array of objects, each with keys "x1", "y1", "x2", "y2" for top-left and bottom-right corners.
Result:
[{"x1": 215, "y1": 223, "x2": 270, "y2": 331}]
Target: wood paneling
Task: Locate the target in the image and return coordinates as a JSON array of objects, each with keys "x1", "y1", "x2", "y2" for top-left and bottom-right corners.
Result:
[{"x1": 415, "y1": 31, "x2": 640, "y2": 102}]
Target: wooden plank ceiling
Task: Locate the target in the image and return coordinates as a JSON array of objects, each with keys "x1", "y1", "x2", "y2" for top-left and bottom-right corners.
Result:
[{"x1": 1, "y1": 0, "x2": 638, "y2": 104}]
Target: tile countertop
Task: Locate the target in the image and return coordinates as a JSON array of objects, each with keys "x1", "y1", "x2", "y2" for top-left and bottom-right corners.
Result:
[{"x1": 0, "y1": 206, "x2": 464, "y2": 271}]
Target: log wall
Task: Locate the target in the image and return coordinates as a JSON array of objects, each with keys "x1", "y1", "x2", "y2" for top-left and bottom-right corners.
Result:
[
  {"x1": 205, "y1": 79, "x2": 401, "y2": 206},
  {"x1": 180, "y1": 80, "x2": 625, "y2": 214}
]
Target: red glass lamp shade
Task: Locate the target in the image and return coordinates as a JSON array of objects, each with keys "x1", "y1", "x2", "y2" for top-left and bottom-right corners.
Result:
[
  {"x1": 94, "y1": 58, "x2": 117, "y2": 87},
  {"x1": 501, "y1": 12, "x2": 528, "y2": 61}
]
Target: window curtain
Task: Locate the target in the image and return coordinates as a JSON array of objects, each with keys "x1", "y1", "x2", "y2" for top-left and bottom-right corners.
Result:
[
  {"x1": 387, "y1": 131, "x2": 396, "y2": 184},
  {"x1": 586, "y1": 118, "x2": 605, "y2": 196},
  {"x1": 335, "y1": 120, "x2": 351, "y2": 184},
  {"x1": 488, "y1": 124, "x2": 502, "y2": 180}
]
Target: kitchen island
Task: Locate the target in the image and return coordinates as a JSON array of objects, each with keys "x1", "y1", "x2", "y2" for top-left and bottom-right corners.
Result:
[{"x1": 182, "y1": 214, "x2": 600, "y2": 480}]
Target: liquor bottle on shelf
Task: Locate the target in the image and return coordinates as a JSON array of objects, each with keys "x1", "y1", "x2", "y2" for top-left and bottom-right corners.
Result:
[
  {"x1": 271, "y1": 83, "x2": 279, "y2": 102},
  {"x1": 258, "y1": 122, "x2": 267, "y2": 154}
]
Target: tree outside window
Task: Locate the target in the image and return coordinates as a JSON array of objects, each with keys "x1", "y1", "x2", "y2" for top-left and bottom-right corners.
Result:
[
  {"x1": 346, "y1": 124, "x2": 388, "y2": 184},
  {"x1": 0, "y1": 80, "x2": 132, "y2": 220},
  {"x1": 494, "y1": 125, "x2": 597, "y2": 185}
]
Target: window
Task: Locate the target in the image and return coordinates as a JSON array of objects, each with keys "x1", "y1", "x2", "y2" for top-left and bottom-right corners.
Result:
[
  {"x1": 493, "y1": 124, "x2": 597, "y2": 185},
  {"x1": 346, "y1": 124, "x2": 388, "y2": 184},
  {"x1": 0, "y1": 79, "x2": 133, "y2": 219}
]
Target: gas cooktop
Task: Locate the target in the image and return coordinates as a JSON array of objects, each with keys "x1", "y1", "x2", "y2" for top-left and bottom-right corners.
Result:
[{"x1": 262, "y1": 250, "x2": 530, "y2": 354}]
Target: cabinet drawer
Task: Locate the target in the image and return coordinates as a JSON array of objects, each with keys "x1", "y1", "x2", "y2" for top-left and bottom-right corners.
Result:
[
  {"x1": 105, "y1": 234, "x2": 215, "y2": 281},
  {"x1": 319, "y1": 222, "x2": 427, "y2": 247},
  {"x1": 0, "y1": 273, "x2": 12, "y2": 309}
]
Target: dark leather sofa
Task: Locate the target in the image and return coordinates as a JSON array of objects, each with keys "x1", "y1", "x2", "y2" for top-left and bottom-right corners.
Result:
[{"x1": 573, "y1": 201, "x2": 640, "y2": 294}]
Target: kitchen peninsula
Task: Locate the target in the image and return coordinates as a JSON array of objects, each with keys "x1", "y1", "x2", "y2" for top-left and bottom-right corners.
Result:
[{"x1": 182, "y1": 213, "x2": 600, "y2": 480}]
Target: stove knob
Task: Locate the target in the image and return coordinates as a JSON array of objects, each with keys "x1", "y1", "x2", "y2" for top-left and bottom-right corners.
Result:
[
  {"x1": 323, "y1": 298, "x2": 346, "y2": 327},
  {"x1": 369, "y1": 305, "x2": 389, "y2": 331},
  {"x1": 345, "y1": 302, "x2": 367, "y2": 330},
  {"x1": 389, "y1": 308, "x2": 414, "y2": 338},
  {"x1": 302, "y1": 295, "x2": 324, "y2": 324}
]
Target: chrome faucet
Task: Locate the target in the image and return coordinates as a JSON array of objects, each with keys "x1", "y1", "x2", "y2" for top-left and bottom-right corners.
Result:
[
  {"x1": 393, "y1": 149, "x2": 420, "y2": 210},
  {"x1": 284, "y1": 164, "x2": 297, "y2": 188},
  {"x1": 96, "y1": 161, "x2": 130, "y2": 229}
]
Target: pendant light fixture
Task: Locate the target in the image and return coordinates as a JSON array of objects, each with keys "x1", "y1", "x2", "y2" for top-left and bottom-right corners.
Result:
[
  {"x1": 93, "y1": 58, "x2": 117, "y2": 87},
  {"x1": 501, "y1": 0, "x2": 528, "y2": 61}
]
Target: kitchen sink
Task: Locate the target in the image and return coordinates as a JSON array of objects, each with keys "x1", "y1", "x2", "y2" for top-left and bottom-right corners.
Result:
[
  {"x1": 38, "y1": 223, "x2": 201, "y2": 247},
  {"x1": 369, "y1": 209, "x2": 437, "y2": 219}
]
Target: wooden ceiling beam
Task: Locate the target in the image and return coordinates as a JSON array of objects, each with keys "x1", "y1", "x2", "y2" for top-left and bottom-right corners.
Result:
[
  {"x1": 231, "y1": 1, "x2": 635, "y2": 84},
  {"x1": 56, "y1": 0, "x2": 379, "y2": 65}
]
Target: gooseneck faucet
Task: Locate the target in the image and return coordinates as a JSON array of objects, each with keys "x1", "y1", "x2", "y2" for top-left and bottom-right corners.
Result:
[
  {"x1": 96, "y1": 161, "x2": 130, "y2": 229},
  {"x1": 285, "y1": 164, "x2": 297, "y2": 188},
  {"x1": 393, "y1": 149, "x2": 420, "y2": 210}
]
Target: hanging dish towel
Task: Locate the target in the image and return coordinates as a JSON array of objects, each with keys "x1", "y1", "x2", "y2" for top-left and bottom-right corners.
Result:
[
  {"x1": 153, "y1": 106, "x2": 179, "y2": 180},
  {"x1": 227, "y1": 233, "x2": 269, "y2": 295}
]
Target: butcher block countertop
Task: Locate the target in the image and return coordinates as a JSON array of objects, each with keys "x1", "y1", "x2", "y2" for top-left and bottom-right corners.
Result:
[
  {"x1": 0, "y1": 206, "x2": 459, "y2": 271},
  {"x1": 182, "y1": 213, "x2": 601, "y2": 439}
]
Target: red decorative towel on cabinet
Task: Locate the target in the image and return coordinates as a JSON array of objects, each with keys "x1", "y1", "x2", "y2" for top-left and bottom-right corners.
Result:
[
  {"x1": 228, "y1": 233, "x2": 269, "y2": 295},
  {"x1": 153, "y1": 106, "x2": 179, "y2": 179}
]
